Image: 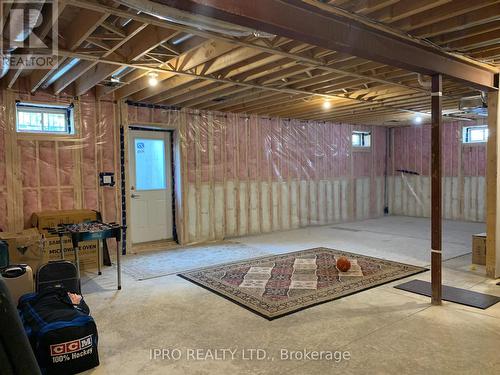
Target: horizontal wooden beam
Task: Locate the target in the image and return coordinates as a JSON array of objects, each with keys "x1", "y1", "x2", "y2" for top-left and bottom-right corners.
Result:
[{"x1": 156, "y1": 0, "x2": 498, "y2": 91}]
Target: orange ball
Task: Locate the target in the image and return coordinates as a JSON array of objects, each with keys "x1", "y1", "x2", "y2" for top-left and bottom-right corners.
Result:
[{"x1": 336, "y1": 256, "x2": 351, "y2": 272}]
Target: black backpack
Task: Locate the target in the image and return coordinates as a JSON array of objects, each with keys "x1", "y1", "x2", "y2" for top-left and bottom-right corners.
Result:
[{"x1": 18, "y1": 287, "x2": 99, "y2": 375}]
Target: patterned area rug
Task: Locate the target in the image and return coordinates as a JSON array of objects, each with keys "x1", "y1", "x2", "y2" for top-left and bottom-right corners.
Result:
[{"x1": 178, "y1": 248, "x2": 427, "y2": 320}]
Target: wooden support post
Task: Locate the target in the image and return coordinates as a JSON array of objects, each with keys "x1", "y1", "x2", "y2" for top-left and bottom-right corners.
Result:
[
  {"x1": 431, "y1": 74, "x2": 443, "y2": 305},
  {"x1": 486, "y1": 90, "x2": 500, "y2": 278}
]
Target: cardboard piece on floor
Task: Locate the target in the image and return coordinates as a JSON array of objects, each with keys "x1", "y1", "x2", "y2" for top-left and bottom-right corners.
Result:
[
  {"x1": 394, "y1": 279, "x2": 500, "y2": 309},
  {"x1": 472, "y1": 233, "x2": 486, "y2": 265}
]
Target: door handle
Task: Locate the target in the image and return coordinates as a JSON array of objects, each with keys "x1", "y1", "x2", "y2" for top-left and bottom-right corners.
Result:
[{"x1": 131, "y1": 193, "x2": 141, "y2": 198}]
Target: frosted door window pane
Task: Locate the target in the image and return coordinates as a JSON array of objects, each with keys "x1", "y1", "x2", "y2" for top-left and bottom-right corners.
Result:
[{"x1": 135, "y1": 139, "x2": 166, "y2": 190}]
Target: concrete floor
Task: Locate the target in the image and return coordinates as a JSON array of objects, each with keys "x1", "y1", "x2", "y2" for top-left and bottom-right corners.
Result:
[{"x1": 81, "y1": 216, "x2": 500, "y2": 375}]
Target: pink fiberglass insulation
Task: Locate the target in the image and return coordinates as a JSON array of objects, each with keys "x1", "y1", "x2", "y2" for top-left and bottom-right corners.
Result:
[
  {"x1": 0, "y1": 193, "x2": 6, "y2": 231},
  {"x1": 61, "y1": 189, "x2": 75, "y2": 210},
  {"x1": 0, "y1": 88, "x2": 120, "y2": 230},
  {"x1": 23, "y1": 190, "x2": 39, "y2": 227},
  {"x1": 58, "y1": 142, "x2": 74, "y2": 186},
  {"x1": 41, "y1": 188, "x2": 58, "y2": 211},
  {"x1": 84, "y1": 190, "x2": 98, "y2": 211},
  {"x1": 97, "y1": 100, "x2": 118, "y2": 223},
  {"x1": 237, "y1": 115, "x2": 248, "y2": 181},
  {"x1": 390, "y1": 122, "x2": 486, "y2": 177},
  {"x1": 0, "y1": 98, "x2": 5, "y2": 188},
  {"x1": 152, "y1": 107, "x2": 178, "y2": 126},
  {"x1": 224, "y1": 114, "x2": 237, "y2": 180},
  {"x1": 373, "y1": 127, "x2": 387, "y2": 176},
  {"x1": 180, "y1": 110, "x2": 386, "y2": 184},
  {"x1": 463, "y1": 144, "x2": 486, "y2": 177},
  {"x1": 199, "y1": 114, "x2": 210, "y2": 183},
  {"x1": 248, "y1": 117, "x2": 259, "y2": 181},
  {"x1": 19, "y1": 140, "x2": 37, "y2": 187},
  {"x1": 186, "y1": 116, "x2": 197, "y2": 184},
  {"x1": 128, "y1": 106, "x2": 138, "y2": 123},
  {"x1": 352, "y1": 125, "x2": 372, "y2": 178},
  {"x1": 80, "y1": 99, "x2": 97, "y2": 190},
  {"x1": 129, "y1": 104, "x2": 183, "y2": 126},
  {"x1": 98, "y1": 101, "x2": 116, "y2": 172},
  {"x1": 38, "y1": 141, "x2": 58, "y2": 187},
  {"x1": 212, "y1": 116, "x2": 224, "y2": 183},
  {"x1": 136, "y1": 106, "x2": 151, "y2": 123},
  {"x1": 102, "y1": 189, "x2": 117, "y2": 223}
]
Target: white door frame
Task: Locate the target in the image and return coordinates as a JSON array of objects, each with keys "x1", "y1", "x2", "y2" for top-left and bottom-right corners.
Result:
[{"x1": 127, "y1": 126, "x2": 176, "y2": 245}]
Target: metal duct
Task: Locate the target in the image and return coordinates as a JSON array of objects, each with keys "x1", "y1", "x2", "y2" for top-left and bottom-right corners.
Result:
[
  {"x1": 1, "y1": 0, "x2": 45, "y2": 78},
  {"x1": 116, "y1": 0, "x2": 274, "y2": 38},
  {"x1": 459, "y1": 95, "x2": 488, "y2": 117},
  {"x1": 0, "y1": 55, "x2": 10, "y2": 79}
]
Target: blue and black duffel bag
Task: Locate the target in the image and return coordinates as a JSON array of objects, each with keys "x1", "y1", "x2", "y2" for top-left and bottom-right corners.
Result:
[{"x1": 18, "y1": 287, "x2": 99, "y2": 374}]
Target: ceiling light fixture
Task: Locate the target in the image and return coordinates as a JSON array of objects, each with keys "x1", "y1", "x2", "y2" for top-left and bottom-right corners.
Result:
[
  {"x1": 414, "y1": 115, "x2": 422, "y2": 124},
  {"x1": 148, "y1": 72, "x2": 158, "y2": 87},
  {"x1": 322, "y1": 100, "x2": 331, "y2": 110}
]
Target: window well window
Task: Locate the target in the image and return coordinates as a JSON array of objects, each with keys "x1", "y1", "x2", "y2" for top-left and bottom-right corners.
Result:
[
  {"x1": 352, "y1": 131, "x2": 371, "y2": 148},
  {"x1": 463, "y1": 125, "x2": 488, "y2": 144},
  {"x1": 16, "y1": 102, "x2": 74, "y2": 135}
]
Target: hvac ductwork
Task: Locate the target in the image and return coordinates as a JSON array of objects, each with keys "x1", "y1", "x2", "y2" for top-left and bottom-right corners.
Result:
[
  {"x1": 459, "y1": 94, "x2": 488, "y2": 117},
  {"x1": 116, "y1": 0, "x2": 274, "y2": 38},
  {"x1": 0, "y1": 56, "x2": 9, "y2": 79},
  {"x1": 1, "y1": 0, "x2": 45, "y2": 78}
]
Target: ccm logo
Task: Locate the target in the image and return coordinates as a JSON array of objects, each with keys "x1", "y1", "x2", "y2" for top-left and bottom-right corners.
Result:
[{"x1": 50, "y1": 335, "x2": 93, "y2": 356}]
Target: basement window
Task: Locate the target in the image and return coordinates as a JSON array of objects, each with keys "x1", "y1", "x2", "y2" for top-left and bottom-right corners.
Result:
[
  {"x1": 352, "y1": 131, "x2": 371, "y2": 148},
  {"x1": 16, "y1": 102, "x2": 74, "y2": 135},
  {"x1": 463, "y1": 125, "x2": 488, "y2": 144}
]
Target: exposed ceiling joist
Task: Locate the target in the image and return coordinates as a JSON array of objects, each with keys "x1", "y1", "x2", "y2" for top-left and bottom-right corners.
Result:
[
  {"x1": 411, "y1": 3, "x2": 500, "y2": 38},
  {"x1": 52, "y1": 47, "x2": 436, "y2": 118},
  {"x1": 70, "y1": 0, "x2": 433, "y2": 95},
  {"x1": 74, "y1": 25, "x2": 178, "y2": 95},
  {"x1": 155, "y1": 0, "x2": 498, "y2": 91}
]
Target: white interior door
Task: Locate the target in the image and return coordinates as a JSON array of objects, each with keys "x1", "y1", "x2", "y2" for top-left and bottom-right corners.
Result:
[{"x1": 129, "y1": 130, "x2": 173, "y2": 243}]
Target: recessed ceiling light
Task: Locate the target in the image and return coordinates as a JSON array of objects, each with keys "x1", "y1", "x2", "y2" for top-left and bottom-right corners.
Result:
[{"x1": 148, "y1": 72, "x2": 158, "y2": 87}]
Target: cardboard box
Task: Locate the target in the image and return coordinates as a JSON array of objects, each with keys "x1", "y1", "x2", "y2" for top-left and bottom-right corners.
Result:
[
  {"x1": 32, "y1": 210, "x2": 99, "y2": 270},
  {"x1": 472, "y1": 233, "x2": 486, "y2": 265},
  {"x1": 31, "y1": 210, "x2": 98, "y2": 230},
  {"x1": 42, "y1": 236, "x2": 98, "y2": 270},
  {"x1": 0, "y1": 228, "x2": 45, "y2": 271}
]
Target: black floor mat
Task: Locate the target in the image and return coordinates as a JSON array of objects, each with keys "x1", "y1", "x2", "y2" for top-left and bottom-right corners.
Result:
[{"x1": 394, "y1": 279, "x2": 500, "y2": 309}]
